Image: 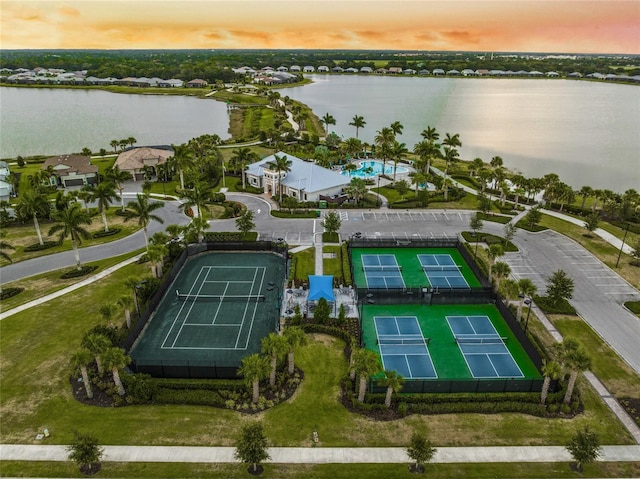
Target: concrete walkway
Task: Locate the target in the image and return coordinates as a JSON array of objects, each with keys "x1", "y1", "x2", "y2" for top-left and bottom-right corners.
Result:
[
  {"x1": 0, "y1": 253, "x2": 143, "y2": 321},
  {"x1": 1, "y1": 444, "x2": 638, "y2": 464}
]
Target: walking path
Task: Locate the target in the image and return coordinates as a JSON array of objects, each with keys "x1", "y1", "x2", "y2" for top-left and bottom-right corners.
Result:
[{"x1": 1, "y1": 444, "x2": 638, "y2": 464}]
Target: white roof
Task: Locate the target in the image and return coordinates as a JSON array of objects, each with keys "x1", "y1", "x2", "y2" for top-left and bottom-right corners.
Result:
[{"x1": 246, "y1": 152, "x2": 348, "y2": 193}]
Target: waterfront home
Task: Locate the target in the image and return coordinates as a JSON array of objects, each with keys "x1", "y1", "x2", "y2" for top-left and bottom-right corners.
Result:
[
  {"x1": 317, "y1": 66, "x2": 330, "y2": 72},
  {"x1": 276, "y1": 66, "x2": 288, "y2": 72},
  {"x1": 187, "y1": 79, "x2": 208, "y2": 88},
  {"x1": 0, "y1": 161, "x2": 10, "y2": 181},
  {"x1": 331, "y1": 66, "x2": 344, "y2": 73},
  {"x1": 41, "y1": 155, "x2": 98, "y2": 187},
  {"x1": 114, "y1": 146, "x2": 174, "y2": 181},
  {"x1": 244, "y1": 152, "x2": 349, "y2": 202},
  {"x1": 360, "y1": 66, "x2": 373, "y2": 74},
  {"x1": 303, "y1": 66, "x2": 315, "y2": 73},
  {"x1": 290, "y1": 65, "x2": 301, "y2": 72},
  {"x1": 432, "y1": 69, "x2": 445, "y2": 76}
]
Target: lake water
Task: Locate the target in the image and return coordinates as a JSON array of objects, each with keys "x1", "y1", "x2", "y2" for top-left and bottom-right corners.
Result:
[
  {"x1": 287, "y1": 75, "x2": 640, "y2": 191},
  {"x1": 1, "y1": 78, "x2": 638, "y2": 191},
  {"x1": 0, "y1": 87, "x2": 230, "y2": 158}
]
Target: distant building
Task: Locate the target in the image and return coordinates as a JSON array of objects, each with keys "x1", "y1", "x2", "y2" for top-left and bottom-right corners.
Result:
[{"x1": 187, "y1": 79, "x2": 208, "y2": 88}]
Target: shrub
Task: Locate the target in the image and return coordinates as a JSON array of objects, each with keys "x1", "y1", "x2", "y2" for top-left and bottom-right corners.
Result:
[
  {"x1": 61, "y1": 266, "x2": 98, "y2": 279},
  {"x1": 0, "y1": 287, "x2": 24, "y2": 300},
  {"x1": 24, "y1": 241, "x2": 58, "y2": 252},
  {"x1": 341, "y1": 242, "x2": 352, "y2": 286},
  {"x1": 302, "y1": 324, "x2": 354, "y2": 343},
  {"x1": 93, "y1": 228, "x2": 120, "y2": 239},
  {"x1": 534, "y1": 295, "x2": 577, "y2": 315},
  {"x1": 398, "y1": 402, "x2": 408, "y2": 417},
  {"x1": 122, "y1": 373, "x2": 157, "y2": 404}
]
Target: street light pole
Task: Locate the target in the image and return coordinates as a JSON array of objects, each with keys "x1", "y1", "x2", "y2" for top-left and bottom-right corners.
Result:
[{"x1": 616, "y1": 223, "x2": 630, "y2": 268}]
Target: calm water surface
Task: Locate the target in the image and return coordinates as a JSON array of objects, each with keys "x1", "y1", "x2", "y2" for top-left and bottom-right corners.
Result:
[
  {"x1": 0, "y1": 87, "x2": 230, "y2": 158},
  {"x1": 1, "y1": 78, "x2": 638, "y2": 191},
  {"x1": 288, "y1": 75, "x2": 640, "y2": 191}
]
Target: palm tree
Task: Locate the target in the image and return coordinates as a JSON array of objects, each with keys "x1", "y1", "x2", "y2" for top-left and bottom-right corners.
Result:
[
  {"x1": 413, "y1": 140, "x2": 441, "y2": 176},
  {"x1": 374, "y1": 126, "x2": 394, "y2": 170},
  {"x1": 110, "y1": 139, "x2": 119, "y2": 153},
  {"x1": 282, "y1": 326, "x2": 308, "y2": 375},
  {"x1": 101, "y1": 347, "x2": 131, "y2": 396},
  {"x1": 125, "y1": 194, "x2": 164, "y2": 251},
  {"x1": 179, "y1": 181, "x2": 211, "y2": 219},
  {"x1": 420, "y1": 125, "x2": 439, "y2": 143},
  {"x1": 16, "y1": 188, "x2": 49, "y2": 245},
  {"x1": 0, "y1": 237, "x2": 15, "y2": 263},
  {"x1": 349, "y1": 114, "x2": 366, "y2": 138},
  {"x1": 343, "y1": 162, "x2": 358, "y2": 177},
  {"x1": 487, "y1": 244, "x2": 504, "y2": 279},
  {"x1": 321, "y1": 113, "x2": 336, "y2": 135},
  {"x1": 345, "y1": 178, "x2": 368, "y2": 206},
  {"x1": 82, "y1": 333, "x2": 111, "y2": 376},
  {"x1": 516, "y1": 279, "x2": 537, "y2": 321},
  {"x1": 441, "y1": 146, "x2": 460, "y2": 201},
  {"x1": 238, "y1": 353, "x2": 270, "y2": 404},
  {"x1": 409, "y1": 171, "x2": 427, "y2": 197},
  {"x1": 126, "y1": 136, "x2": 137, "y2": 148},
  {"x1": 471, "y1": 158, "x2": 484, "y2": 176},
  {"x1": 267, "y1": 154, "x2": 292, "y2": 203},
  {"x1": 343, "y1": 137, "x2": 362, "y2": 160},
  {"x1": 117, "y1": 295, "x2": 134, "y2": 329},
  {"x1": 443, "y1": 132, "x2": 462, "y2": 150},
  {"x1": 261, "y1": 333, "x2": 288, "y2": 387},
  {"x1": 70, "y1": 349, "x2": 94, "y2": 399},
  {"x1": 48, "y1": 203, "x2": 92, "y2": 270},
  {"x1": 105, "y1": 166, "x2": 133, "y2": 212},
  {"x1": 170, "y1": 144, "x2": 194, "y2": 190},
  {"x1": 146, "y1": 243, "x2": 168, "y2": 278},
  {"x1": 390, "y1": 120, "x2": 404, "y2": 137},
  {"x1": 492, "y1": 261, "x2": 511, "y2": 292},
  {"x1": 390, "y1": 140, "x2": 408, "y2": 182},
  {"x1": 186, "y1": 216, "x2": 210, "y2": 243},
  {"x1": 230, "y1": 147, "x2": 258, "y2": 189},
  {"x1": 558, "y1": 339, "x2": 591, "y2": 404},
  {"x1": 352, "y1": 348, "x2": 382, "y2": 402},
  {"x1": 379, "y1": 370, "x2": 405, "y2": 408},
  {"x1": 91, "y1": 181, "x2": 118, "y2": 232},
  {"x1": 540, "y1": 359, "x2": 562, "y2": 405}
]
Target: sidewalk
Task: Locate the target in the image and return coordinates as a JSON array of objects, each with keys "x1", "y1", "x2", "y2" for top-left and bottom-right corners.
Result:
[{"x1": 1, "y1": 444, "x2": 638, "y2": 464}]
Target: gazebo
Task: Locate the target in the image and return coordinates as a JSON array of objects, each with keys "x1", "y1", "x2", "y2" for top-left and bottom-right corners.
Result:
[{"x1": 307, "y1": 275, "x2": 335, "y2": 315}]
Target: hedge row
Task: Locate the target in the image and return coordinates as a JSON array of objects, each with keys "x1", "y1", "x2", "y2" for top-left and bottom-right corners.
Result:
[
  {"x1": 61, "y1": 265, "x2": 98, "y2": 279},
  {"x1": 0, "y1": 287, "x2": 24, "y2": 300},
  {"x1": 24, "y1": 241, "x2": 58, "y2": 252},
  {"x1": 93, "y1": 228, "x2": 120, "y2": 239},
  {"x1": 153, "y1": 388, "x2": 227, "y2": 407},
  {"x1": 460, "y1": 231, "x2": 518, "y2": 252},
  {"x1": 152, "y1": 378, "x2": 245, "y2": 392},
  {"x1": 341, "y1": 242, "x2": 352, "y2": 287},
  {"x1": 365, "y1": 390, "x2": 562, "y2": 405},
  {"x1": 407, "y1": 401, "x2": 547, "y2": 416},
  {"x1": 272, "y1": 210, "x2": 318, "y2": 219},
  {"x1": 302, "y1": 324, "x2": 354, "y2": 344},
  {"x1": 202, "y1": 232, "x2": 244, "y2": 242},
  {"x1": 478, "y1": 213, "x2": 512, "y2": 224},
  {"x1": 533, "y1": 295, "x2": 578, "y2": 315}
]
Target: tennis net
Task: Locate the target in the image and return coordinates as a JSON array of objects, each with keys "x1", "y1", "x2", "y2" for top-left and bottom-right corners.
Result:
[
  {"x1": 363, "y1": 265, "x2": 403, "y2": 272},
  {"x1": 379, "y1": 337, "x2": 429, "y2": 346},
  {"x1": 455, "y1": 336, "x2": 508, "y2": 345},
  {"x1": 176, "y1": 292, "x2": 265, "y2": 302},
  {"x1": 422, "y1": 265, "x2": 461, "y2": 272}
]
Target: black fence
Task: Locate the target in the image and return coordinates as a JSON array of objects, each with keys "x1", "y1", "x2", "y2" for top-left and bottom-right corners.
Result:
[
  {"x1": 495, "y1": 298, "x2": 544, "y2": 372},
  {"x1": 122, "y1": 248, "x2": 188, "y2": 351},
  {"x1": 355, "y1": 287, "x2": 495, "y2": 306},
  {"x1": 187, "y1": 240, "x2": 289, "y2": 258},
  {"x1": 370, "y1": 377, "x2": 545, "y2": 394},
  {"x1": 130, "y1": 359, "x2": 240, "y2": 379},
  {"x1": 349, "y1": 236, "x2": 460, "y2": 250},
  {"x1": 457, "y1": 240, "x2": 492, "y2": 289}
]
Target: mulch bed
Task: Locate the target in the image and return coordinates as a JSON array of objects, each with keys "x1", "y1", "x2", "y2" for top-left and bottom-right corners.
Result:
[
  {"x1": 620, "y1": 397, "x2": 640, "y2": 426},
  {"x1": 70, "y1": 375, "x2": 114, "y2": 408}
]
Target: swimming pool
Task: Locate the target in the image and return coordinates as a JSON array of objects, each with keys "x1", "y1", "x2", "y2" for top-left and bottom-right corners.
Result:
[{"x1": 341, "y1": 160, "x2": 409, "y2": 179}]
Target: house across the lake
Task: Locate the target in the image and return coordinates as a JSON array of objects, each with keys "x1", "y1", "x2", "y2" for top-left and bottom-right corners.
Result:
[
  {"x1": 244, "y1": 152, "x2": 350, "y2": 202},
  {"x1": 41, "y1": 155, "x2": 98, "y2": 187}
]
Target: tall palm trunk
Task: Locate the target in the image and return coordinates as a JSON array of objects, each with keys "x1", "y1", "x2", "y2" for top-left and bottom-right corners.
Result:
[
  {"x1": 80, "y1": 366, "x2": 93, "y2": 399},
  {"x1": 517, "y1": 298, "x2": 525, "y2": 321},
  {"x1": 252, "y1": 379, "x2": 260, "y2": 404},
  {"x1": 385, "y1": 386, "x2": 393, "y2": 408},
  {"x1": 95, "y1": 355, "x2": 103, "y2": 375},
  {"x1": 101, "y1": 210, "x2": 109, "y2": 232},
  {"x1": 358, "y1": 374, "x2": 368, "y2": 402},
  {"x1": 71, "y1": 239, "x2": 82, "y2": 270},
  {"x1": 179, "y1": 169, "x2": 185, "y2": 190},
  {"x1": 287, "y1": 350, "x2": 295, "y2": 375},
  {"x1": 143, "y1": 226, "x2": 150, "y2": 251},
  {"x1": 564, "y1": 370, "x2": 579, "y2": 403},
  {"x1": 270, "y1": 355, "x2": 277, "y2": 387},
  {"x1": 540, "y1": 376, "x2": 551, "y2": 405},
  {"x1": 33, "y1": 214, "x2": 44, "y2": 245},
  {"x1": 112, "y1": 368, "x2": 125, "y2": 396},
  {"x1": 124, "y1": 308, "x2": 131, "y2": 329},
  {"x1": 119, "y1": 187, "x2": 126, "y2": 211}
]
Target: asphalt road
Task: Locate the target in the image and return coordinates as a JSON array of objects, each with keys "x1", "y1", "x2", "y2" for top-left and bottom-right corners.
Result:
[{"x1": 2, "y1": 193, "x2": 640, "y2": 374}]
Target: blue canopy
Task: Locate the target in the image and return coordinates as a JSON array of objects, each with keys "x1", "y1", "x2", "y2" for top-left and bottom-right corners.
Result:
[{"x1": 307, "y1": 275, "x2": 335, "y2": 302}]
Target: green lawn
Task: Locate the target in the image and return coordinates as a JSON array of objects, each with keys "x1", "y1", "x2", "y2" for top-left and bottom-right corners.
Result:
[
  {"x1": 1, "y1": 461, "x2": 638, "y2": 479},
  {"x1": 322, "y1": 245, "x2": 342, "y2": 279},
  {"x1": 551, "y1": 315, "x2": 640, "y2": 398},
  {"x1": 292, "y1": 248, "x2": 315, "y2": 284}
]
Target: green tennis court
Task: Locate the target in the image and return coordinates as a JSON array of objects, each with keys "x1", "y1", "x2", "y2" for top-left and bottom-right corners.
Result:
[
  {"x1": 351, "y1": 247, "x2": 481, "y2": 289},
  {"x1": 361, "y1": 303, "x2": 540, "y2": 380},
  {"x1": 130, "y1": 252, "x2": 285, "y2": 377}
]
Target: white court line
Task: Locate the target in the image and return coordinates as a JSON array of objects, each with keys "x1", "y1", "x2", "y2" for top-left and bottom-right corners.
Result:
[
  {"x1": 235, "y1": 267, "x2": 265, "y2": 349},
  {"x1": 168, "y1": 267, "x2": 212, "y2": 348}
]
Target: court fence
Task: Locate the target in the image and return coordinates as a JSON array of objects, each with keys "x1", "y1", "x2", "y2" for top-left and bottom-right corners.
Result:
[
  {"x1": 123, "y1": 240, "x2": 288, "y2": 354},
  {"x1": 369, "y1": 377, "x2": 545, "y2": 394},
  {"x1": 130, "y1": 359, "x2": 240, "y2": 379},
  {"x1": 355, "y1": 287, "x2": 496, "y2": 306},
  {"x1": 122, "y1": 248, "x2": 188, "y2": 351}
]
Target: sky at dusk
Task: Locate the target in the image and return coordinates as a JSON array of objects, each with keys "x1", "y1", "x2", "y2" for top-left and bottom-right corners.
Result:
[{"x1": 1, "y1": 0, "x2": 639, "y2": 54}]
